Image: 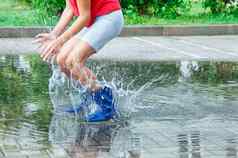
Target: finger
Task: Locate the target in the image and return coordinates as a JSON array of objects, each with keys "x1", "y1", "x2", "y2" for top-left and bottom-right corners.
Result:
[
  {"x1": 44, "y1": 48, "x2": 54, "y2": 60},
  {"x1": 45, "y1": 53, "x2": 53, "y2": 63},
  {"x1": 32, "y1": 38, "x2": 46, "y2": 44},
  {"x1": 43, "y1": 51, "x2": 51, "y2": 61},
  {"x1": 43, "y1": 49, "x2": 55, "y2": 62},
  {"x1": 43, "y1": 47, "x2": 55, "y2": 61},
  {"x1": 39, "y1": 42, "x2": 48, "y2": 53},
  {"x1": 40, "y1": 44, "x2": 51, "y2": 58},
  {"x1": 35, "y1": 33, "x2": 49, "y2": 39},
  {"x1": 47, "y1": 54, "x2": 55, "y2": 64},
  {"x1": 40, "y1": 41, "x2": 54, "y2": 57}
]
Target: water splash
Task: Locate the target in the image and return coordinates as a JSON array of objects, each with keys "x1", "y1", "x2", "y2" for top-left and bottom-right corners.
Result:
[
  {"x1": 48, "y1": 59, "x2": 166, "y2": 122},
  {"x1": 48, "y1": 58, "x2": 119, "y2": 121}
]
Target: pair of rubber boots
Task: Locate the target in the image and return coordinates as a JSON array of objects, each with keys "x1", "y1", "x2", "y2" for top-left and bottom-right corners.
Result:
[{"x1": 65, "y1": 86, "x2": 117, "y2": 122}]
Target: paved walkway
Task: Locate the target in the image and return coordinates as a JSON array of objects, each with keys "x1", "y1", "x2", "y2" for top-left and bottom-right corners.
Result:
[
  {"x1": 1, "y1": 38, "x2": 238, "y2": 158},
  {"x1": 0, "y1": 36, "x2": 238, "y2": 61},
  {"x1": 1, "y1": 116, "x2": 238, "y2": 158}
]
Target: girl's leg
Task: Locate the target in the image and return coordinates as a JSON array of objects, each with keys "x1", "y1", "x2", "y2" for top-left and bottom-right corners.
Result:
[
  {"x1": 56, "y1": 36, "x2": 100, "y2": 91},
  {"x1": 65, "y1": 40, "x2": 101, "y2": 91},
  {"x1": 56, "y1": 36, "x2": 78, "y2": 76},
  {"x1": 57, "y1": 10, "x2": 124, "y2": 91}
]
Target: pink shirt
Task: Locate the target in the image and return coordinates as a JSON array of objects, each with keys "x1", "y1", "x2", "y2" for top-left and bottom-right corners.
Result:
[{"x1": 69, "y1": 0, "x2": 121, "y2": 27}]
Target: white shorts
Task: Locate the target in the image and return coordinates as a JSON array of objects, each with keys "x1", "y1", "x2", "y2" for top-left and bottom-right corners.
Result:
[{"x1": 76, "y1": 10, "x2": 124, "y2": 52}]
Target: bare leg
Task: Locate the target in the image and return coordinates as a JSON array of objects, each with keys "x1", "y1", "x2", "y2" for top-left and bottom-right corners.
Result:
[
  {"x1": 56, "y1": 37, "x2": 101, "y2": 91},
  {"x1": 65, "y1": 40, "x2": 101, "y2": 91},
  {"x1": 56, "y1": 36, "x2": 78, "y2": 76}
]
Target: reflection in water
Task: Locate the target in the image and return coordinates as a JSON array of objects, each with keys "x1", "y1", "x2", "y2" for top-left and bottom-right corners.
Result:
[
  {"x1": 49, "y1": 115, "x2": 141, "y2": 158},
  {"x1": 191, "y1": 132, "x2": 201, "y2": 158},
  {"x1": 226, "y1": 137, "x2": 237, "y2": 158},
  {"x1": 178, "y1": 134, "x2": 189, "y2": 156},
  {"x1": 178, "y1": 131, "x2": 201, "y2": 158},
  {"x1": 1, "y1": 55, "x2": 238, "y2": 158}
]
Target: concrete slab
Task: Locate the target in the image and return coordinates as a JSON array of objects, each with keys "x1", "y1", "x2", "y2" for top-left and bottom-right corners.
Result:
[{"x1": 0, "y1": 36, "x2": 238, "y2": 61}]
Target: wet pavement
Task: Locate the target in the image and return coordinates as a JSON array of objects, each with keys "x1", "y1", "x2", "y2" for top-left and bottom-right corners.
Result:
[
  {"x1": 1, "y1": 117, "x2": 238, "y2": 158},
  {"x1": 0, "y1": 36, "x2": 238, "y2": 158},
  {"x1": 0, "y1": 36, "x2": 238, "y2": 61}
]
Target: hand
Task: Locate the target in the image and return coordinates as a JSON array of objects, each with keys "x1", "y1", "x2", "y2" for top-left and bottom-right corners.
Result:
[
  {"x1": 65, "y1": 51, "x2": 77, "y2": 70},
  {"x1": 40, "y1": 38, "x2": 64, "y2": 61},
  {"x1": 33, "y1": 33, "x2": 57, "y2": 45}
]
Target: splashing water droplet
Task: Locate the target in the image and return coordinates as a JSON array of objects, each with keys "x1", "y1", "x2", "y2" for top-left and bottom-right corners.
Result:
[{"x1": 48, "y1": 58, "x2": 164, "y2": 122}]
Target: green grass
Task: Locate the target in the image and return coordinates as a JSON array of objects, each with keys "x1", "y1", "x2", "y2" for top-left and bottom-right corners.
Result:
[
  {"x1": 124, "y1": 13, "x2": 238, "y2": 25},
  {"x1": 0, "y1": 0, "x2": 58, "y2": 26},
  {"x1": 124, "y1": 1, "x2": 238, "y2": 25},
  {"x1": 1, "y1": 0, "x2": 238, "y2": 26}
]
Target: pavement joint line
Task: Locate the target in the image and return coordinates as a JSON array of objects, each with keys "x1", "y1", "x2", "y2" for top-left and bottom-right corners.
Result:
[
  {"x1": 175, "y1": 38, "x2": 238, "y2": 58},
  {"x1": 132, "y1": 37, "x2": 207, "y2": 59}
]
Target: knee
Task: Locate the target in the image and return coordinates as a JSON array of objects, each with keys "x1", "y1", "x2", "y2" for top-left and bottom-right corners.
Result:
[
  {"x1": 65, "y1": 55, "x2": 84, "y2": 70},
  {"x1": 56, "y1": 53, "x2": 66, "y2": 67}
]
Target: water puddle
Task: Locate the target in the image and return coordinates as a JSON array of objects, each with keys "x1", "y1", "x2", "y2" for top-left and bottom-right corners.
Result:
[{"x1": 0, "y1": 55, "x2": 238, "y2": 157}]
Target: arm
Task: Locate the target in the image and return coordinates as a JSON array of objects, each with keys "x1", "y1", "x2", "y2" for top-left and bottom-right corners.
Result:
[
  {"x1": 34, "y1": 0, "x2": 74, "y2": 43},
  {"x1": 39, "y1": 0, "x2": 91, "y2": 61},
  {"x1": 57, "y1": 0, "x2": 91, "y2": 43},
  {"x1": 51, "y1": 0, "x2": 74, "y2": 37}
]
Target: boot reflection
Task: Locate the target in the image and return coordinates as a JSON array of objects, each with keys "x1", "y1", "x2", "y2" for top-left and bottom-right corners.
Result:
[{"x1": 48, "y1": 115, "x2": 141, "y2": 158}]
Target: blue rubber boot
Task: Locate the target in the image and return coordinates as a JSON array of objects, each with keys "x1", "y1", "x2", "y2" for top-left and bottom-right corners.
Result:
[{"x1": 86, "y1": 86, "x2": 117, "y2": 122}]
